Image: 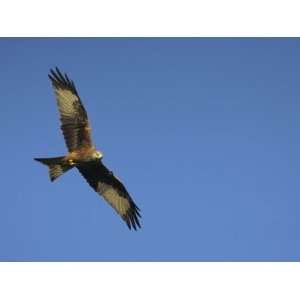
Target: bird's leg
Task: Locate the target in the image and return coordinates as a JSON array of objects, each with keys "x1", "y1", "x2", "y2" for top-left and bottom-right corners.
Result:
[{"x1": 68, "y1": 159, "x2": 76, "y2": 166}]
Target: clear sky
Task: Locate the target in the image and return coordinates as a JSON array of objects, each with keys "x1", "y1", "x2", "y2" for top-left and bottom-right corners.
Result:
[{"x1": 1, "y1": 38, "x2": 300, "y2": 261}]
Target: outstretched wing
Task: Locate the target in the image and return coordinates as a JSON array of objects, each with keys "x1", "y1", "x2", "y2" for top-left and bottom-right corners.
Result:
[
  {"x1": 77, "y1": 161, "x2": 141, "y2": 230},
  {"x1": 48, "y1": 67, "x2": 94, "y2": 152}
]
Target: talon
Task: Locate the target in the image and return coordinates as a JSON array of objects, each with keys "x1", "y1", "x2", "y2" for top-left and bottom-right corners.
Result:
[{"x1": 68, "y1": 159, "x2": 75, "y2": 166}]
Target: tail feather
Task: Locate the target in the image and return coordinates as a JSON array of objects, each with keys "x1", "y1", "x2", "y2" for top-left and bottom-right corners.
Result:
[{"x1": 34, "y1": 156, "x2": 73, "y2": 182}]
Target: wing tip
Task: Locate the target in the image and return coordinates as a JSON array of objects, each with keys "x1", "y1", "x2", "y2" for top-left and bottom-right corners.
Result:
[
  {"x1": 124, "y1": 204, "x2": 142, "y2": 231},
  {"x1": 48, "y1": 67, "x2": 78, "y2": 96}
]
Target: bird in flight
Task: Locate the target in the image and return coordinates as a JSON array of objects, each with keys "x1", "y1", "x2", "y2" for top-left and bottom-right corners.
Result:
[{"x1": 34, "y1": 67, "x2": 141, "y2": 230}]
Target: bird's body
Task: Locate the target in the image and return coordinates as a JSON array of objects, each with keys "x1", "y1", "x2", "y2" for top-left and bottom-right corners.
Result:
[
  {"x1": 34, "y1": 67, "x2": 141, "y2": 230},
  {"x1": 65, "y1": 147, "x2": 102, "y2": 164}
]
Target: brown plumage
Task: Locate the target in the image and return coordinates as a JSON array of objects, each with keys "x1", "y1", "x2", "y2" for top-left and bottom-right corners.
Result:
[
  {"x1": 34, "y1": 67, "x2": 141, "y2": 230},
  {"x1": 48, "y1": 67, "x2": 93, "y2": 152}
]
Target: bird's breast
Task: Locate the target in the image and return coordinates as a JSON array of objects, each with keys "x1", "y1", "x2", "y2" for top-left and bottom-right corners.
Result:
[{"x1": 65, "y1": 148, "x2": 96, "y2": 163}]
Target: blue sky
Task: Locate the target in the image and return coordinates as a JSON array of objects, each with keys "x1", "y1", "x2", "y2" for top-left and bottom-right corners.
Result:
[{"x1": 0, "y1": 38, "x2": 300, "y2": 261}]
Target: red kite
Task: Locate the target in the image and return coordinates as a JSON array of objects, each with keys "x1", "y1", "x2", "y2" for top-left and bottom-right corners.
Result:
[{"x1": 34, "y1": 68, "x2": 141, "y2": 230}]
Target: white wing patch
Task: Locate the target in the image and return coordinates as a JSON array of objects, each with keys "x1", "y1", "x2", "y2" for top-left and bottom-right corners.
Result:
[
  {"x1": 55, "y1": 88, "x2": 79, "y2": 119},
  {"x1": 97, "y1": 182, "x2": 130, "y2": 216}
]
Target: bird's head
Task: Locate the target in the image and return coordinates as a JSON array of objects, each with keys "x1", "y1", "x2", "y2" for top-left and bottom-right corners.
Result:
[{"x1": 94, "y1": 150, "x2": 103, "y2": 160}]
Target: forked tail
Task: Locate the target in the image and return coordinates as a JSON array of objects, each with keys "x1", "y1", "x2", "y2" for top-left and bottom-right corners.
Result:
[{"x1": 34, "y1": 156, "x2": 73, "y2": 182}]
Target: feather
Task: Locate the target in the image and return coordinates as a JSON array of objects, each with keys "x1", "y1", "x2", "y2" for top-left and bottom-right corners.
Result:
[
  {"x1": 48, "y1": 67, "x2": 93, "y2": 152},
  {"x1": 77, "y1": 161, "x2": 141, "y2": 230}
]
